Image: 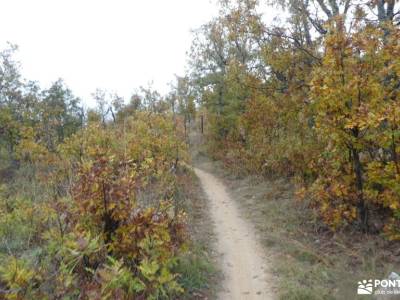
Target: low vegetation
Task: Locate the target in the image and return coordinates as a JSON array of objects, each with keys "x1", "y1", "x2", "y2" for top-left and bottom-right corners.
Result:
[{"x1": 0, "y1": 47, "x2": 214, "y2": 298}]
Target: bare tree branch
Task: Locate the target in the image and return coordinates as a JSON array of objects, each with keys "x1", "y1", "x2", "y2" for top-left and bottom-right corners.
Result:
[
  {"x1": 328, "y1": 0, "x2": 339, "y2": 15},
  {"x1": 315, "y1": 0, "x2": 333, "y2": 17}
]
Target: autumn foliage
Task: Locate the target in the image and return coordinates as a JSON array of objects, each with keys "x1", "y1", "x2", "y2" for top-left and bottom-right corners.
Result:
[
  {"x1": 1, "y1": 0, "x2": 400, "y2": 298},
  {"x1": 310, "y1": 20, "x2": 400, "y2": 235},
  {"x1": 189, "y1": 1, "x2": 400, "y2": 238},
  {"x1": 0, "y1": 111, "x2": 190, "y2": 299}
]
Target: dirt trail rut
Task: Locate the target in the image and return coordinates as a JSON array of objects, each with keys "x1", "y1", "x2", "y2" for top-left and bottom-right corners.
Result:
[{"x1": 194, "y1": 167, "x2": 275, "y2": 300}]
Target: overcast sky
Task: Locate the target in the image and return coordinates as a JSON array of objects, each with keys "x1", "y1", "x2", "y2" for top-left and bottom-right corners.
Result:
[{"x1": 0, "y1": 0, "x2": 217, "y2": 107}]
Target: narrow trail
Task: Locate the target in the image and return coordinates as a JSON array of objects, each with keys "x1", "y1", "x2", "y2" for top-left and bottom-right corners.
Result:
[{"x1": 194, "y1": 167, "x2": 276, "y2": 300}]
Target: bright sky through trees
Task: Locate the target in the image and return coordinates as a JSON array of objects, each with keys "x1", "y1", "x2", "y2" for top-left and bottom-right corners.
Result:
[{"x1": 0, "y1": 0, "x2": 217, "y2": 106}]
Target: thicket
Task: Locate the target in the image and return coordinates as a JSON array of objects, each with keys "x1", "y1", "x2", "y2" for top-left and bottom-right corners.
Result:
[
  {"x1": 188, "y1": 0, "x2": 400, "y2": 237},
  {"x1": 0, "y1": 45, "x2": 198, "y2": 299}
]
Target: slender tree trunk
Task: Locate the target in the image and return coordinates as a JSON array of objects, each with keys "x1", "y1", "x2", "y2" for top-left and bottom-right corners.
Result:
[{"x1": 351, "y1": 128, "x2": 368, "y2": 232}]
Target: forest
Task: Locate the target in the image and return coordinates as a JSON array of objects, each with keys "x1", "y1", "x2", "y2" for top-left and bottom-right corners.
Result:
[{"x1": 1, "y1": 0, "x2": 400, "y2": 299}]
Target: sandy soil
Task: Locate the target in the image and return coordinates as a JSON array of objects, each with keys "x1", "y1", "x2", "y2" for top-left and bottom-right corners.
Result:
[{"x1": 194, "y1": 167, "x2": 276, "y2": 300}]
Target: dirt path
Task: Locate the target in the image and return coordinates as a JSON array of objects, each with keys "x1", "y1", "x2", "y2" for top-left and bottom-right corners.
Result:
[{"x1": 194, "y1": 167, "x2": 276, "y2": 300}]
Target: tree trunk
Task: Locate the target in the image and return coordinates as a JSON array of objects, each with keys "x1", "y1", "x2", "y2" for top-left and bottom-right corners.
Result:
[{"x1": 351, "y1": 136, "x2": 368, "y2": 232}]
